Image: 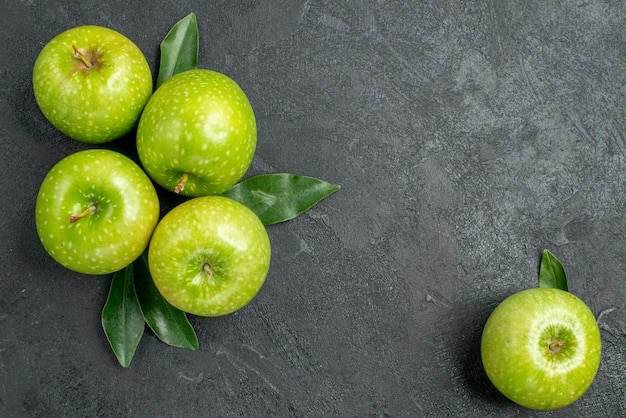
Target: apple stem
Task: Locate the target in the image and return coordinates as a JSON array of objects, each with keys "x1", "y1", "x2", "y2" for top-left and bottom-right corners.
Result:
[
  {"x1": 72, "y1": 45, "x2": 93, "y2": 68},
  {"x1": 69, "y1": 204, "x2": 97, "y2": 223},
  {"x1": 202, "y1": 263, "x2": 213, "y2": 276},
  {"x1": 548, "y1": 340, "x2": 564, "y2": 355},
  {"x1": 174, "y1": 173, "x2": 189, "y2": 194}
]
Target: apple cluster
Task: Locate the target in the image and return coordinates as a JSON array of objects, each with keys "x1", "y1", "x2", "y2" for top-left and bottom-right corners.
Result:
[
  {"x1": 33, "y1": 25, "x2": 271, "y2": 317},
  {"x1": 32, "y1": 22, "x2": 603, "y2": 408}
]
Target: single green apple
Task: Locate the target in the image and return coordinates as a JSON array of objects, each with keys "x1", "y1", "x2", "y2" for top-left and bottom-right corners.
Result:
[
  {"x1": 148, "y1": 196, "x2": 271, "y2": 316},
  {"x1": 136, "y1": 69, "x2": 256, "y2": 196},
  {"x1": 33, "y1": 25, "x2": 152, "y2": 143},
  {"x1": 481, "y1": 288, "x2": 601, "y2": 410},
  {"x1": 35, "y1": 149, "x2": 160, "y2": 275}
]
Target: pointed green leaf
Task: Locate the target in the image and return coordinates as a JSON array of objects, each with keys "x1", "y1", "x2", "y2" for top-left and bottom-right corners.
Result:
[
  {"x1": 156, "y1": 12, "x2": 199, "y2": 88},
  {"x1": 222, "y1": 173, "x2": 341, "y2": 225},
  {"x1": 133, "y1": 252, "x2": 199, "y2": 350},
  {"x1": 539, "y1": 249, "x2": 569, "y2": 291},
  {"x1": 101, "y1": 264, "x2": 145, "y2": 368}
]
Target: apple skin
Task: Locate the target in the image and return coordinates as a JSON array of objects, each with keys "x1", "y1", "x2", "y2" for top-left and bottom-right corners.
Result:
[
  {"x1": 33, "y1": 25, "x2": 152, "y2": 143},
  {"x1": 35, "y1": 149, "x2": 160, "y2": 275},
  {"x1": 148, "y1": 196, "x2": 271, "y2": 316},
  {"x1": 481, "y1": 288, "x2": 601, "y2": 410},
  {"x1": 136, "y1": 69, "x2": 256, "y2": 197}
]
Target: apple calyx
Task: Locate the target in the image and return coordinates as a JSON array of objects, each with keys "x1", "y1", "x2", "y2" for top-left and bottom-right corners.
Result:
[
  {"x1": 69, "y1": 203, "x2": 97, "y2": 223},
  {"x1": 202, "y1": 262, "x2": 213, "y2": 276},
  {"x1": 174, "y1": 173, "x2": 189, "y2": 194}
]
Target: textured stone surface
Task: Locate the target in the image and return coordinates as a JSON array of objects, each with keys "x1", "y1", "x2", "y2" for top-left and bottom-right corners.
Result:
[{"x1": 1, "y1": 1, "x2": 625, "y2": 416}]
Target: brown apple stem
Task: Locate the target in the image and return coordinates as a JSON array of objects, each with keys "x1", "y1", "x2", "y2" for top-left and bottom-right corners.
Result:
[
  {"x1": 69, "y1": 204, "x2": 97, "y2": 223},
  {"x1": 548, "y1": 340, "x2": 564, "y2": 355},
  {"x1": 72, "y1": 45, "x2": 93, "y2": 68},
  {"x1": 202, "y1": 262, "x2": 213, "y2": 276},
  {"x1": 174, "y1": 173, "x2": 189, "y2": 194}
]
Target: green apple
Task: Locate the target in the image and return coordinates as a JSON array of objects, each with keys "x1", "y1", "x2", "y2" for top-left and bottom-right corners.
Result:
[
  {"x1": 136, "y1": 69, "x2": 256, "y2": 196},
  {"x1": 148, "y1": 196, "x2": 270, "y2": 316},
  {"x1": 33, "y1": 25, "x2": 152, "y2": 143},
  {"x1": 35, "y1": 149, "x2": 160, "y2": 275},
  {"x1": 481, "y1": 288, "x2": 601, "y2": 410}
]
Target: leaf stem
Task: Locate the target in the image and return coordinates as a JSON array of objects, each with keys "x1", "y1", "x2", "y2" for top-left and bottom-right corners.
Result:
[
  {"x1": 72, "y1": 45, "x2": 93, "y2": 68},
  {"x1": 174, "y1": 173, "x2": 189, "y2": 194},
  {"x1": 548, "y1": 340, "x2": 564, "y2": 355},
  {"x1": 70, "y1": 204, "x2": 97, "y2": 223},
  {"x1": 202, "y1": 262, "x2": 213, "y2": 276}
]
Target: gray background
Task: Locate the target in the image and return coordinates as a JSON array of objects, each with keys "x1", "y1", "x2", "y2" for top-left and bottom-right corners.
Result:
[{"x1": 1, "y1": 1, "x2": 625, "y2": 416}]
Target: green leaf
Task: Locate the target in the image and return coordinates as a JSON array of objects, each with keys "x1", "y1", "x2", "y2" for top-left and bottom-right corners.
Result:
[
  {"x1": 539, "y1": 249, "x2": 569, "y2": 291},
  {"x1": 133, "y1": 252, "x2": 199, "y2": 350},
  {"x1": 156, "y1": 12, "x2": 199, "y2": 88},
  {"x1": 222, "y1": 174, "x2": 341, "y2": 225},
  {"x1": 101, "y1": 264, "x2": 145, "y2": 368}
]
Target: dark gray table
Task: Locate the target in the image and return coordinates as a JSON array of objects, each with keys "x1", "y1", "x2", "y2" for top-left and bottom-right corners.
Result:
[{"x1": 1, "y1": 1, "x2": 624, "y2": 416}]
